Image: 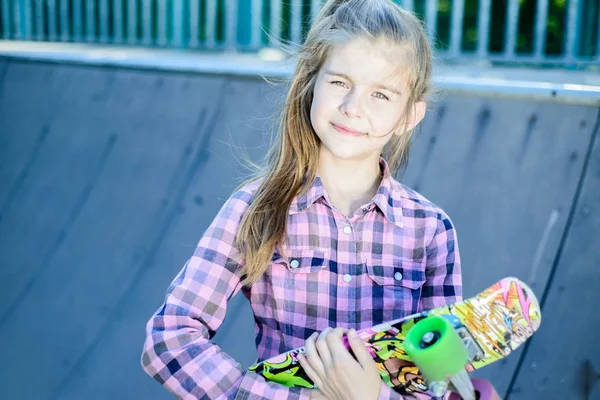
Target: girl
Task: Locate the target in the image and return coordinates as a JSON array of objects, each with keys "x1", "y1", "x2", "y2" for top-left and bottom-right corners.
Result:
[{"x1": 141, "y1": 0, "x2": 462, "y2": 399}]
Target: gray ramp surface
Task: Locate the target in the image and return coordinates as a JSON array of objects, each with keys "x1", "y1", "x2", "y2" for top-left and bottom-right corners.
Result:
[{"x1": 0, "y1": 59, "x2": 598, "y2": 399}]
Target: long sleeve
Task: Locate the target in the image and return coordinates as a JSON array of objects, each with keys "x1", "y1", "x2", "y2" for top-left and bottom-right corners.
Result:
[
  {"x1": 140, "y1": 187, "x2": 310, "y2": 400},
  {"x1": 420, "y1": 210, "x2": 463, "y2": 311}
]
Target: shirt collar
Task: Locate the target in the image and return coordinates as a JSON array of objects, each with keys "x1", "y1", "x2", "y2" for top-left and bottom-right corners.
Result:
[
  {"x1": 288, "y1": 175, "x2": 326, "y2": 215},
  {"x1": 289, "y1": 157, "x2": 404, "y2": 228},
  {"x1": 371, "y1": 157, "x2": 404, "y2": 228}
]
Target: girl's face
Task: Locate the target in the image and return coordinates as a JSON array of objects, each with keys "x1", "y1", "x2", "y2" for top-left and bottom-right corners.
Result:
[{"x1": 310, "y1": 37, "x2": 424, "y2": 163}]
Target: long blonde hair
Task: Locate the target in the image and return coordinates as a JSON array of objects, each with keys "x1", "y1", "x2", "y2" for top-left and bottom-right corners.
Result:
[{"x1": 235, "y1": 0, "x2": 433, "y2": 286}]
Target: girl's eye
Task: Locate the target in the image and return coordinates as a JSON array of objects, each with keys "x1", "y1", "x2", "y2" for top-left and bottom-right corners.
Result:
[
  {"x1": 374, "y1": 92, "x2": 389, "y2": 101},
  {"x1": 331, "y1": 81, "x2": 348, "y2": 88}
]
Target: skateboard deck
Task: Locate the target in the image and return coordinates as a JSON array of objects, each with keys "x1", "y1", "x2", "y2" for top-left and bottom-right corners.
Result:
[{"x1": 248, "y1": 277, "x2": 541, "y2": 395}]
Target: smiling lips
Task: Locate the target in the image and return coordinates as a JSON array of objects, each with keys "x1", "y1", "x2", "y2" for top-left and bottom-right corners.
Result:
[{"x1": 331, "y1": 122, "x2": 365, "y2": 137}]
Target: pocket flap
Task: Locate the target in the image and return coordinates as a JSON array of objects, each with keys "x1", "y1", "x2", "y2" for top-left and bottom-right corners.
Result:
[
  {"x1": 366, "y1": 255, "x2": 425, "y2": 289},
  {"x1": 273, "y1": 249, "x2": 328, "y2": 273}
]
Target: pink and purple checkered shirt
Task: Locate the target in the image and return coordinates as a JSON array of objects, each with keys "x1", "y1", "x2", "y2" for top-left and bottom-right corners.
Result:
[{"x1": 141, "y1": 158, "x2": 462, "y2": 399}]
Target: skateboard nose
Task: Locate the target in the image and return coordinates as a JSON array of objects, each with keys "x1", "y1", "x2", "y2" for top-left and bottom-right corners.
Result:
[{"x1": 513, "y1": 277, "x2": 542, "y2": 326}]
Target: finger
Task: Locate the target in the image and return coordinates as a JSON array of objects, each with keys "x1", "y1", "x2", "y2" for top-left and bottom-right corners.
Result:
[
  {"x1": 304, "y1": 331, "x2": 327, "y2": 378},
  {"x1": 297, "y1": 353, "x2": 323, "y2": 389},
  {"x1": 315, "y1": 327, "x2": 335, "y2": 371},
  {"x1": 327, "y1": 327, "x2": 356, "y2": 365},
  {"x1": 347, "y1": 329, "x2": 377, "y2": 373}
]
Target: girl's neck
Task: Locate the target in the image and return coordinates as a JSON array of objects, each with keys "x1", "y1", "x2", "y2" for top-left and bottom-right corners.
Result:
[{"x1": 317, "y1": 150, "x2": 383, "y2": 218}]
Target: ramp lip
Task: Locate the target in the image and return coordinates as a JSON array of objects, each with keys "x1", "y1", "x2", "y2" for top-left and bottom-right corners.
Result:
[{"x1": 1, "y1": 40, "x2": 599, "y2": 106}]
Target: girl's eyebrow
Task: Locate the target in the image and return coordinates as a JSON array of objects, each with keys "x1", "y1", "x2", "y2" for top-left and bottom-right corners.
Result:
[{"x1": 324, "y1": 69, "x2": 402, "y2": 95}]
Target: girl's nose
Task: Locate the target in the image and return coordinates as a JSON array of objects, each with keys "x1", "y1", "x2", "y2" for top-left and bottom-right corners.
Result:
[{"x1": 340, "y1": 90, "x2": 364, "y2": 119}]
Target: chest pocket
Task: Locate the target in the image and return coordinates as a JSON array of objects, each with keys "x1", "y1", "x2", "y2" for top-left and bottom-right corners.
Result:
[
  {"x1": 366, "y1": 255, "x2": 425, "y2": 288},
  {"x1": 269, "y1": 248, "x2": 330, "y2": 332},
  {"x1": 275, "y1": 249, "x2": 328, "y2": 274},
  {"x1": 365, "y1": 255, "x2": 426, "y2": 321}
]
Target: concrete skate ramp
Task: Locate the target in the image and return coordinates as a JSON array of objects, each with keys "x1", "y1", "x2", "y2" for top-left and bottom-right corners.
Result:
[{"x1": 0, "y1": 55, "x2": 598, "y2": 400}]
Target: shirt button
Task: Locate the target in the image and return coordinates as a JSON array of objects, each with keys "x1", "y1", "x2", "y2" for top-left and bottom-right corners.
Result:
[
  {"x1": 290, "y1": 259, "x2": 300, "y2": 268},
  {"x1": 343, "y1": 274, "x2": 352, "y2": 283},
  {"x1": 394, "y1": 272, "x2": 403, "y2": 281},
  {"x1": 343, "y1": 226, "x2": 352, "y2": 234}
]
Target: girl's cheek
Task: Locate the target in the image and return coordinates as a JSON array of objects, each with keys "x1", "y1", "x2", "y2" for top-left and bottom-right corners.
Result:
[{"x1": 370, "y1": 115, "x2": 393, "y2": 137}]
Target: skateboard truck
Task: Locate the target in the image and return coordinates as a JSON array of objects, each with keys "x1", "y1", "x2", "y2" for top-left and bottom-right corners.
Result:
[
  {"x1": 449, "y1": 369, "x2": 476, "y2": 399},
  {"x1": 427, "y1": 368, "x2": 475, "y2": 399}
]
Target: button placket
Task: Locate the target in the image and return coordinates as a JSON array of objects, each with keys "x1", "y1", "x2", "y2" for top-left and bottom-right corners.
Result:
[{"x1": 338, "y1": 219, "x2": 357, "y2": 291}]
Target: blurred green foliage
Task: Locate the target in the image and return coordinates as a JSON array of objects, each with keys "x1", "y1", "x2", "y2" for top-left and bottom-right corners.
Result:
[
  {"x1": 0, "y1": 0, "x2": 596, "y2": 58},
  {"x1": 259, "y1": 0, "x2": 598, "y2": 57}
]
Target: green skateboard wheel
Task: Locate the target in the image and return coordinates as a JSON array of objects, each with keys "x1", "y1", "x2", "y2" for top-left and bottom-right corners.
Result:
[{"x1": 404, "y1": 316, "x2": 468, "y2": 382}]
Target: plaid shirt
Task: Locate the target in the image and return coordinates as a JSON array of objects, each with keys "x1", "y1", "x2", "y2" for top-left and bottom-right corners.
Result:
[{"x1": 141, "y1": 158, "x2": 462, "y2": 400}]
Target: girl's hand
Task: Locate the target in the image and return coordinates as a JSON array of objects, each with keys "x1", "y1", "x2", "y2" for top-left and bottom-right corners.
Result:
[
  {"x1": 309, "y1": 388, "x2": 329, "y2": 400},
  {"x1": 299, "y1": 327, "x2": 382, "y2": 400}
]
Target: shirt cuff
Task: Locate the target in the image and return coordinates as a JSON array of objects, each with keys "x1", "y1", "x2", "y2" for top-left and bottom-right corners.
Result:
[{"x1": 235, "y1": 370, "x2": 311, "y2": 400}]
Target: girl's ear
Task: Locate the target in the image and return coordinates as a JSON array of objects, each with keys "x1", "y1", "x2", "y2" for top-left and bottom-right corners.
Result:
[
  {"x1": 407, "y1": 101, "x2": 427, "y2": 132},
  {"x1": 396, "y1": 101, "x2": 427, "y2": 135}
]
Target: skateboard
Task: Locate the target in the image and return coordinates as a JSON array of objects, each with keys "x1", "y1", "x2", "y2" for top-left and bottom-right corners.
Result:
[{"x1": 248, "y1": 277, "x2": 541, "y2": 399}]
